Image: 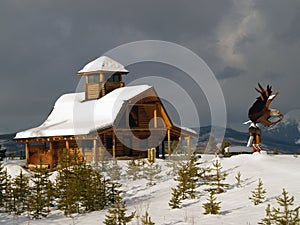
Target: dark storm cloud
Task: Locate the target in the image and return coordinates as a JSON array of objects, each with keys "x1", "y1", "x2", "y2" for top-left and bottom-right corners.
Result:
[
  {"x1": 0, "y1": 0, "x2": 299, "y2": 133},
  {"x1": 216, "y1": 66, "x2": 244, "y2": 80}
]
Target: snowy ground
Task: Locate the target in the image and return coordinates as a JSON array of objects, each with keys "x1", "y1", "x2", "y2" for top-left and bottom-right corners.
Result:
[{"x1": 1, "y1": 153, "x2": 300, "y2": 225}]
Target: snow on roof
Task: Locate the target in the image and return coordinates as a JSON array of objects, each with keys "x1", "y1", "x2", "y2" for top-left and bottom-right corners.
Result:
[
  {"x1": 77, "y1": 56, "x2": 129, "y2": 74},
  {"x1": 15, "y1": 85, "x2": 152, "y2": 139}
]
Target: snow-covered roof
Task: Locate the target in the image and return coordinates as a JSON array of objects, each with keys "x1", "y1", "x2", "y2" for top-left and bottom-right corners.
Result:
[
  {"x1": 15, "y1": 85, "x2": 152, "y2": 139},
  {"x1": 77, "y1": 56, "x2": 129, "y2": 74}
]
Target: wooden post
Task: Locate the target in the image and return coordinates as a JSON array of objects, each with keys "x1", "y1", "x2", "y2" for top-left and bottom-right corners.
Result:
[
  {"x1": 186, "y1": 136, "x2": 191, "y2": 157},
  {"x1": 65, "y1": 140, "x2": 69, "y2": 149},
  {"x1": 162, "y1": 141, "x2": 165, "y2": 159},
  {"x1": 112, "y1": 133, "x2": 116, "y2": 159},
  {"x1": 49, "y1": 142, "x2": 53, "y2": 170},
  {"x1": 154, "y1": 105, "x2": 157, "y2": 128},
  {"x1": 25, "y1": 142, "x2": 29, "y2": 165},
  {"x1": 93, "y1": 139, "x2": 97, "y2": 163},
  {"x1": 167, "y1": 129, "x2": 171, "y2": 157},
  {"x1": 100, "y1": 73, "x2": 105, "y2": 97}
]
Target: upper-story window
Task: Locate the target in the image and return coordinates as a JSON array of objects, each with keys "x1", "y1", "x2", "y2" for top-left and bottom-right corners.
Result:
[
  {"x1": 108, "y1": 74, "x2": 120, "y2": 82},
  {"x1": 88, "y1": 74, "x2": 100, "y2": 83}
]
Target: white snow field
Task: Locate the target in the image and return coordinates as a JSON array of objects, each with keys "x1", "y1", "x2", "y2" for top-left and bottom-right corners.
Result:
[{"x1": 1, "y1": 153, "x2": 300, "y2": 225}]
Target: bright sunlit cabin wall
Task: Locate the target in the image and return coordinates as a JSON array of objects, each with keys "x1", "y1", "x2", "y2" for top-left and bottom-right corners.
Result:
[{"x1": 79, "y1": 71, "x2": 126, "y2": 100}]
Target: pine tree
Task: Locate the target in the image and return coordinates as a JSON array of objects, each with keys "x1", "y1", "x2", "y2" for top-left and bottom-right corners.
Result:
[
  {"x1": 185, "y1": 155, "x2": 199, "y2": 199},
  {"x1": 78, "y1": 163, "x2": 108, "y2": 212},
  {"x1": 11, "y1": 170, "x2": 29, "y2": 215},
  {"x1": 141, "y1": 211, "x2": 155, "y2": 225},
  {"x1": 143, "y1": 162, "x2": 162, "y2": 186},
  {"x1": 258, "y1": 204, "x2": 273, "y2": 225},
  {"x1": 206, "y1": 160, "x2": 228, "y2": 194},
  {"x1": 235, "y1": 171, "x2": 242, "y2": 188},
  {"x1": 126, "y1": 159, "x2": 144, "y2": 181},
  {"x1": 103, "y1": 191, "x2": 135, "y2": 225},
  {"x1": 56, "y1": 149, "x2": 86, "y2": 215},
  {"x1": 169, "y1": 187, "x2": 182, "y2": 209},
  {"x1": 106, "y1": 180, "x2": 122, "y2": 205},
  {"x1": 90, "y1": 169, "x2": 108, "y2": 210},
  {"x1": 107, "y1": 160, "x2": 122, "y2": 181},
  {"x1": 0, "y1": 163, "x2": 5, "y2": 209},
  {"x1": 2, "y1": 168, "x2": 12, "y2": 213},
  {"x1": 249, "y1": 178, "x2": 266, "y2": 205},
  {"x1": 29, "y1": 166, "x2": 53, "y2": 219},
  {"x1": 272, "y1": 188, "x2": 300, "y2": 224},
  {"x1": 56, "y1": 165, "x2": 79, "y2": 216},
  {"x1": 202, "y1": 191, "x2": 221, "y2": 215},
  {"x1": 172, "y1": 156, "x2": 199, "y2": 202}
]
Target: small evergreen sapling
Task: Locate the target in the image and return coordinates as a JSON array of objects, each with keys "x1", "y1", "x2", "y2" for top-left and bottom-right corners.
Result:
[
  {"x1": 0, "y1": 163, "x2": 5, "y2": 209},
  {"x1": 1, "y1": 168, "x2": 12, "y2": 213},
  {"x1": 206, "y1": 160, "x2": 228, "y2": 194},
  {"x1": 126, "y1": 159, "x2": 144, "y2": 181},
  {"x1": 272, "y1": 188, "x2": 300, "y2": 224},
  {"x1": 141, "y1": 211, "x2": 155, "y2": 225},
  {"x1": 202, "y1": 191, "x2": 221, "y2": 215},
  {"x1": 235, "y1": 171, "x2": 242, "y2": 188},
  {"x1": 169, "y1": 187, "x2": 182, "y2": 209},
  {"x1": 103, "y1": 191, "x2": 135, "y2": 225},
  {"x1": 107, "y1": 160, "x2": 122, "y2": 181},
  {"x1": 29, "y1": 166, "x2": 53, "y2": 219},
  {"x1": 258, "y1": 204, "x2": 273, "y2": 225},
  {"x1": 11, "y1": 170, "x2": 29, "y2": 215},
  {"x1": 259, "y1": 188, "x2": 300, "y2": 224},
  {"x1": 249, "y1": 178, "x2": 266, "y2": 205},
  {"x1": 143, "y1": 162, "x2": 162, "y2": 186}
]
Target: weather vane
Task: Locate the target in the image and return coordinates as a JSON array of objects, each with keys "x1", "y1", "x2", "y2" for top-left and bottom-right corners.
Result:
[{"x1": 245, "y1": 83, "x2": 284, "y2": 152}]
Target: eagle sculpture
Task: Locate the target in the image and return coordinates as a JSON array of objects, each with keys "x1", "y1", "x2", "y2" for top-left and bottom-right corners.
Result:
[
  {"x1": 245, "y1": 83, "x2": 284, "y2": 152},
  {"x1": 248, "y1": 83, "x2": 284, "y2": 126}
]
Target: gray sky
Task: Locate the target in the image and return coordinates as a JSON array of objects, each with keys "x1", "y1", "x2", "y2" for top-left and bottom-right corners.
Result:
[{"x1": 0, "y1": 0, "x2": 299, "y2": 133}]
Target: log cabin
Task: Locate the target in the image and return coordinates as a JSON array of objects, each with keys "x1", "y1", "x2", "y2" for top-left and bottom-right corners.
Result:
[{"x1": 14, "y1": 56, "x2": 197, "y2": 169}]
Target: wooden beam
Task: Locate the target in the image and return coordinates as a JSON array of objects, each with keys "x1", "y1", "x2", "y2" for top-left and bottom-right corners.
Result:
[
  {"x1": 49, "y1": 142, "x2": 54, "y2": 171},
  {"x1": 154, "y1": 106, "x2": 157, "y2": 128},
  {"x1": 112, "y1": 133, "x2": 116, "y2": 159},
  {"x1": 93, "y1": 139, "x2": 97, "y2": 163},
  {"x1": 167, "y1": 129, "x2": 171, "y2": 157},
  {"x1": 186, "y1": 136, "x2": 191, "y2": 157},
  {"x1": 25, "y1": 142, "x2": 29, "y2": 166}
]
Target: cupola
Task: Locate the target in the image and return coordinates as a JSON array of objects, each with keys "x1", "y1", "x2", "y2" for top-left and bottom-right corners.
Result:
[{"x1": 77, "y1": 56, "x2": 129, "y2": 100}]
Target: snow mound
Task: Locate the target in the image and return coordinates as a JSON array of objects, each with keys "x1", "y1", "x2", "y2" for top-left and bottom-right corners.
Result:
[{"x1": 2, "y1": 161, "x2": 31, "y2": 178}]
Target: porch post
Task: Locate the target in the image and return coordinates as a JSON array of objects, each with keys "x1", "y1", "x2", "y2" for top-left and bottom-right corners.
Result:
[
  {"x1": 49, "y1": 142, "x2": 54, "y2": 171},
  {"x1": 65, "y1": 140, "x2": 69, "y2": 149},
  {"x1": 25, "y1": 142, "x2": 29, "y2": 165},
  {"x1": 186, "y1": 136, "x2": 191, "y2": 158},
  {"x1": 93, "y1": 139, "x2": 97, "y2": 163},
  {"x1": 112, "y1": 133, "x2": 116, "y2": 159},
  {"x1": 167, "y1": 128, "x2": 171, "y2": 157},
  {"x1": 162, "y1": 140, "x2": 165, "y2": 159},
  {"x1": 154, "y1": 105, "x2": 157, "y2": 128}
]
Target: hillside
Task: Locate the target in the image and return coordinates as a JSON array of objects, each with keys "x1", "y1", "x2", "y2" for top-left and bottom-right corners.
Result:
[{"x1": 1, "y1": 153, "x2": 300, "y2": 225}]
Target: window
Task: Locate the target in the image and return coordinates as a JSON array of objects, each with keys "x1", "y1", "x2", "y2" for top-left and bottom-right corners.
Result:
[
  {"x1": 108, "y1": 74, "x2": 120, "y2": 82},
  {"x1": 82, "y1": 140, "x2": 93, "y2": 152},
  {"x1": 106, "y1": 137, "x2": 113, "y2": 150},
  {"x1": 129, "y1": 106, "x2": 139, "y2": 127},
  {"x1": 88, "y1": 74, "x2": 100, "y2": 83}
]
